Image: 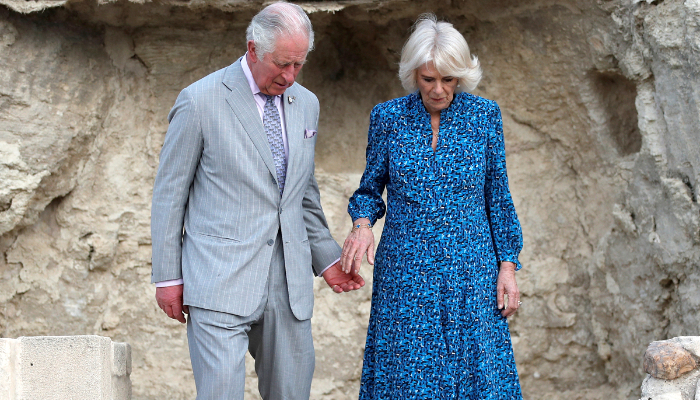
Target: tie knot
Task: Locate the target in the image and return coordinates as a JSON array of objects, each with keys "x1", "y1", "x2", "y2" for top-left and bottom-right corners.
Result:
[{"x1": 263, "y1": 94, "x2": 275, "y2": 104}]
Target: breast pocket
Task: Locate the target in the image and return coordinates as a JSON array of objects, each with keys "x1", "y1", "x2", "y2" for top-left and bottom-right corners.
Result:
[{"x1": 302, "y1": 135, "x2": 316, "y2": 148}]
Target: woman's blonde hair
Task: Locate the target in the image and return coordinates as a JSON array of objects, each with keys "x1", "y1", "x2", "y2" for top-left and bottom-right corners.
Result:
[{"x1": 398, "y1": 14, "x2": 482, "y2": 92}]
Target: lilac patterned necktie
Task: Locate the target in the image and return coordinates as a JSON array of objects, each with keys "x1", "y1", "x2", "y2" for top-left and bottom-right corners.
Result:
[{"x1": 262, "y1": 94, "x2": 287, "y2": 196}]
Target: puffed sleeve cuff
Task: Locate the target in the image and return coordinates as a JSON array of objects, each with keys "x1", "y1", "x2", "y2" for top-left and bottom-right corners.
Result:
[
  {"x1": 347, "y1": 210, "x2": 379, "y2": 227},
  {"x1": 499, "y1": 257, "x2": 522, "y2": 271}
]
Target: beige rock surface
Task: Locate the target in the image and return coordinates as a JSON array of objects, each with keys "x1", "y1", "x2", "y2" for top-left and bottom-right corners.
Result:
[{"x1": 0, "y1": 0, "x2": 698, "y2": 399}]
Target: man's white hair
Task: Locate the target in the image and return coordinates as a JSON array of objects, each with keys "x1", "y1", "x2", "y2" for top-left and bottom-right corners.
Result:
[
  {"x1": 398, "y1": 13, "x2": 482, "y2": 93},
  {"x1": 246, "y1": 2, "x2": 315, "y2": 59}
]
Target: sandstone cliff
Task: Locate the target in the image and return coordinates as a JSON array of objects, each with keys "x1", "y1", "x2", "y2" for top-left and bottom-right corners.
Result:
[{"x1": 0, "y1": 0, "x2": 698, "y2": 398}]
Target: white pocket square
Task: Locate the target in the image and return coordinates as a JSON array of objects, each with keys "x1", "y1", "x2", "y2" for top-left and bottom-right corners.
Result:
[{"x1": 304, "y1": 129, "x2": 317, "y2": 139}]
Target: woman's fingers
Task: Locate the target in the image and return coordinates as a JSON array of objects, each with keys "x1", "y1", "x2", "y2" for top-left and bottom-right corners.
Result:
[
  {"x1": 341, "y1": 236, "x2": 354, "y2": 273},
  {"x1": 496, "y1": 264, "x2": 521, "y2": 318},
  {"x1": 341, "y1": 229, "x2": 375, "y2": 274},
  {"x1": 497, "y1": 280, "x2": 505, "y2": 310},
  {"x1": 354, "y1": 230, "x2": 375, "y2": 273},
  {"x1": 502, "y1": 279, "x2": 520, "y2": 317},
  {"x1": 349, "y1": 238, "x2": 364, "y2": 274},
  {"x1": 509, "y1": 285, "x2": 520, "y2": 315},
  {"x1": 353, "y1": 249, "x2": 363, "y2": 274},
  {"x1": 342, "y1": 237, "x2": 352, "y2": 272},
  {"x1": 343, "y1": 240, "x2": 354, "y2": 274}
]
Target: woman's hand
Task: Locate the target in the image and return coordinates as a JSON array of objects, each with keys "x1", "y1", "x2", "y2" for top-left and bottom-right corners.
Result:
[
  {"x1": 341, "y1": 218, "x2": 375, "y2": 274},
  {"x1": 497, "y1": 261, "x2": 520, "y2": 317}
]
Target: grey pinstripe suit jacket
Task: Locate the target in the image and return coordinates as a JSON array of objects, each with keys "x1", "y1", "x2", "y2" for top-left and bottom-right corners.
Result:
[{"x1": 151, "y1": 59, "x2": 341, "y2": 321}]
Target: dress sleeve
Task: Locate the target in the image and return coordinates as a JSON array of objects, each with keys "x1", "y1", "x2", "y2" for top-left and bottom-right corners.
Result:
[
  {"x1": 484, "y1": 102, "x2": 524, "y2": 270},
  {"x1": 347, "y1": 105, "x2": 389, "y2": 226}
]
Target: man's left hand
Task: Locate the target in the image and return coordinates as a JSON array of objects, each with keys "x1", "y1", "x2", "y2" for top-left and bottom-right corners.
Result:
[{"x1": 322, "y1": 261, "x2": 365, "y2": 293}]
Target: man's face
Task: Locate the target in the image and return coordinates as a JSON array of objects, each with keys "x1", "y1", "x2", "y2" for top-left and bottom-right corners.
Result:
[{"x1": 248, "y1": 34, "x2": 308, "y2": 96}]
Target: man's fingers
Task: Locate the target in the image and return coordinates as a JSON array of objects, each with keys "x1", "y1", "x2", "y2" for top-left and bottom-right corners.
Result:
[
  {"x1": 172, "y1": 306, "x2": 186, "y2": 323},
  {"x1": 175, "y1": 312, "x2": 186, "y2": 323},
  {"x1": 162, "y1": 301, "x2": 186, "y2": 323},
  {"x1": 171, "y1": 302, "x2": 184, "y2": 320},
  {"x1": 347, "y1": 274, "x2": 365, "y2": 291},
  {"x1": 183, "y1": 304, "x2": 189, "y2": 314}
]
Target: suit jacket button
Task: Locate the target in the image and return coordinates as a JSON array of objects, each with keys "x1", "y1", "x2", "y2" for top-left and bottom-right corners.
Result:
[{"x1": 267, "y1": 239, "x2": 274, "y2": 246}]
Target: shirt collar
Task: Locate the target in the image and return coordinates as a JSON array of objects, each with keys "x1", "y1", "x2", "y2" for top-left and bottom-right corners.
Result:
[{"x1": 242, "y1": 53, "x2": 274, "y2": 99}]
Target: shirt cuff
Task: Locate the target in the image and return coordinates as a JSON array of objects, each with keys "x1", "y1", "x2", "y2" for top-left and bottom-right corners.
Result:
[
  {"x1": 320, "y1": 258, "x2": 340, "y2": 276},
  {"x1": 155, "y1": 278, "x2": 184, "y2": 287}
]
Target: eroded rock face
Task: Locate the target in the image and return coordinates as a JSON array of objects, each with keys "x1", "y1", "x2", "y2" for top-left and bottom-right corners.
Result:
[{"x1": 0, "y1": 1, "x2": 697, "y2": 399}]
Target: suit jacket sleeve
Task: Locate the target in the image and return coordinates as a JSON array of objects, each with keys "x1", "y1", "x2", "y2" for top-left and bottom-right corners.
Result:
[
  {"x1": 301, "y1": 95, "x2": 342, "y2": 276},
  {"x1": 151, "y1": 88, "x2": 203, "y2": 283},
  {"x1": 303, "y1": 170, "x2": 342, "y2": 276}
]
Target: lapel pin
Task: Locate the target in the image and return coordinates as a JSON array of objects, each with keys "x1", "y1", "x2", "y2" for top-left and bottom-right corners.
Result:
[{"x1": 288, "y1": 96, "x2": 295, "y2": 104}]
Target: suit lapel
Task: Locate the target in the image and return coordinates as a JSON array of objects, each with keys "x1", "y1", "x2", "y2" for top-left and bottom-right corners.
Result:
[
  {"x1": 222, "y1": 61, "x2": 277, "y2": 180},
  {"x1": 283, "y1": 85, "x2": 304, "y2": 200}
]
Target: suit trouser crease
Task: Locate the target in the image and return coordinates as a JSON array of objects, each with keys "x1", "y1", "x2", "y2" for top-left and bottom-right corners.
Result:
[{"x1": 187, "y1": 232, "x2": 315, "y2": 400}]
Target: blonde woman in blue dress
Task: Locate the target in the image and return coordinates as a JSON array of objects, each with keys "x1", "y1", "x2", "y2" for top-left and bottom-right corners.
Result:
[{"x1": 341, "y1": 14, "x2": 524, "y2": 399}]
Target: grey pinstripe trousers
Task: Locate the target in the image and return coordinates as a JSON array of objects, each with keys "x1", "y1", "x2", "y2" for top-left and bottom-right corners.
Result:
[{"x1": 187, "y1": 232, "x2": 315, "y2": 400}]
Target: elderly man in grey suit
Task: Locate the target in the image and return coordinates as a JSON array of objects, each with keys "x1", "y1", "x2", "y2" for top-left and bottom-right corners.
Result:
[{"x1": 150, "y1": 3, "x2": 365, "y2": 399}]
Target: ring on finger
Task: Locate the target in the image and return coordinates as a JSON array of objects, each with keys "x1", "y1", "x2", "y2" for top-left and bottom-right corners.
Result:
[{"x1": 517, "y1": 300, "x2": 523, "y2": 306}]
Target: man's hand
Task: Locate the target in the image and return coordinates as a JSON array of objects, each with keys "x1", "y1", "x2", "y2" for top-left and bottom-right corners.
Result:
[
  {"x1": 156, "y1": 284, "x2": 189, "y2": 323},
  {"x1": 322, "y1": 261, "x2": 365, "y2": 293},
  {"x1": 497, "y1": 261, "x2": 520, "y2": 318}
]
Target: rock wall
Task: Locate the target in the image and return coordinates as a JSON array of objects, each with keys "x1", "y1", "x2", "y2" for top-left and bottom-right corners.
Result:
[{"x1": 0, "y1": 0, "x2": 697, "y2": 399}]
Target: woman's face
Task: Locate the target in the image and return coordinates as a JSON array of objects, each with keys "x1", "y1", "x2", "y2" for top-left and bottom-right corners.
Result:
[{"x1": 416, "y1": 61, "x2": 459, "y2": 115}]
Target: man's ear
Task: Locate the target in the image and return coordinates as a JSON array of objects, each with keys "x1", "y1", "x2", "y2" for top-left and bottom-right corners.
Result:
[{"x1": 247, "y1": 40, "x2": 258, "y2": 63}]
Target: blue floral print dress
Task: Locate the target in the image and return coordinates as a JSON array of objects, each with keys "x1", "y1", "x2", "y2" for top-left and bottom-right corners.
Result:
[{"x1": 348, "y1": 91, "x2": 524, "y2": 399}]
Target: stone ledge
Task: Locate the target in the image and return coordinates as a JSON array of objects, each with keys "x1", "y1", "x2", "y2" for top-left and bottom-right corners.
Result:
[{"x1": 0, "y1": 335, "x2": 131, "y2": 400}]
